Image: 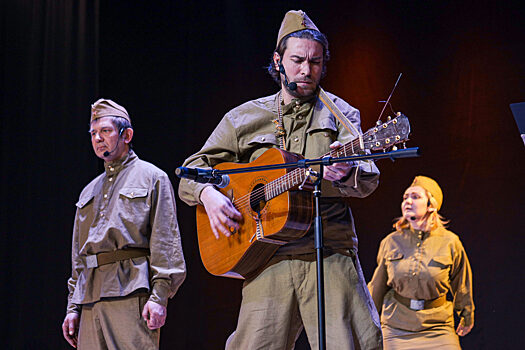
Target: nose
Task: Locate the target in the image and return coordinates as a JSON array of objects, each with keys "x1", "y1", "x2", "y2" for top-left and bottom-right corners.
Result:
[
  {"x1": 94, "y1": 132, "x2": 103, "y2": 142},
  {"x1": 300, "y1": 62, "x2": 311, "y2": 76}
]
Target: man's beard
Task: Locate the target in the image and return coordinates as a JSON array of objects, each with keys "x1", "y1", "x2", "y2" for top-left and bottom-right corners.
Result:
[{"x1": 284, "y1": 80, "x2": 320, "y2": 99}]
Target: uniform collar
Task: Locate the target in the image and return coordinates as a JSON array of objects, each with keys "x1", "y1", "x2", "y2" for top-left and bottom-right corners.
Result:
[
  {"x1": 408, "y1": 227, "x2": 430, "y2": 240},
  {"x1": 280, "y1": 89, "x2": 318, "y2": 115},
  {"x1": 104, "y1": 150, "x2": 137, "y2": 176}
]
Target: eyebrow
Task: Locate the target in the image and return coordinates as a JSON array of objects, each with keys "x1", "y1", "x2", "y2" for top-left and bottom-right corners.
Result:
[{"x1": 290, "y1": 54, "x2": 322, "y2": 60}]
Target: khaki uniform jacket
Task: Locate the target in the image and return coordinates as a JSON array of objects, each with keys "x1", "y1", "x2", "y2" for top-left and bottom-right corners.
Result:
[
  {"x1": 178, "y1": 90, "x2": 380, "y2": 254},
  {"x1": 368, "y1": 227, "x2": 474, "y2": 332},
  {"x1": 67, "y1": 151, "x2": 186, "y2": 314}
]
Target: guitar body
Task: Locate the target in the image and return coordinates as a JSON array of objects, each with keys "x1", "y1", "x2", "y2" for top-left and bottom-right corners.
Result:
[{"x1": 196, "y1": 148, "x2": 313, "y2": 279}]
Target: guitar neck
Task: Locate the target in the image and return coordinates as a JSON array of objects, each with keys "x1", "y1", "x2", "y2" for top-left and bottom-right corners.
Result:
[{"x1": 264, "y1": 135, "x2": 366, "y2": 201}]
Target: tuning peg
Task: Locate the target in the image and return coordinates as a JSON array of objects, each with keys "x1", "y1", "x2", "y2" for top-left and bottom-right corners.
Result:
[
  {"x1": 392, "y1": 145, "x2": 398, "y2": 151},
  {"x1": 376, "y1": 120, "x2": 382, "y2": 126},
  {"x1": 396, "y1": 111, "x2": 402, "y2": 116},
  {"x1": 387, "y1": 116, "x2": 391, "y2": 121}
]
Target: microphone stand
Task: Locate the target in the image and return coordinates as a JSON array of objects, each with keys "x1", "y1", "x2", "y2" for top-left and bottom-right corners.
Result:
[
  {"x1": 178, "y1": 147, "x2": 420, "y2": 350},
  {"x1": 312, "y1": 165, "x2": 326, "y2": 349}
]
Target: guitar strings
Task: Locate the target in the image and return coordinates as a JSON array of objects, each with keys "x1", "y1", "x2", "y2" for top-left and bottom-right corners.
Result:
[
  {"x1": 230, "y1": 118, "x2": 398, "y2": 213},
  {"x1": 230, "y1": 133, "x2": 369, "y2": 213}
]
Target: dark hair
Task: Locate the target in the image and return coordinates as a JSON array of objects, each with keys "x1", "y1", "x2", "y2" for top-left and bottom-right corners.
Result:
[{"x1": 267, "y1": 29, "x2": 330, "y2": 85}]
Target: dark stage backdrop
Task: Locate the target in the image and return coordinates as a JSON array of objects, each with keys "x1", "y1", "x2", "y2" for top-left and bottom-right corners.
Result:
[{"x1": 2, "y1": 1, "x2": 524, "y2": 349}]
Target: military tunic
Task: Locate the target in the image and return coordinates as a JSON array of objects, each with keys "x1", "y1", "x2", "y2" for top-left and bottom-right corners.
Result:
[
  {"x1": 179, "y1": 90, "x2": 383, "y2": 349},
  {"x1": 67, "y1": 150, "x2": 186, "y2": 313},
  {"x1": 368, "y1": 227, "x2": 474, "y2": 349}
]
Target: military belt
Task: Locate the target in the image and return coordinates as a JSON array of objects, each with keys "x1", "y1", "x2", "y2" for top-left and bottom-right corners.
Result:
[
  {"x1": 394, "y1": 292, "x2": 446, "y2": 311},
  {"x1": 86, "y1": 248, "x2": 150, "y2": 269}
]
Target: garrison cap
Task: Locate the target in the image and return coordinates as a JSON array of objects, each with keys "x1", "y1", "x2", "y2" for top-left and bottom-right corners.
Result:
[
  {"x1": 276, "y1": 10, "x2": 320, "y2": 48},
  {"x1": 410, "y1": 175, "x2": 443, "y2": 210},
  {"x1": 91, "y1": 98, "x2": 130, "y2": 123}
]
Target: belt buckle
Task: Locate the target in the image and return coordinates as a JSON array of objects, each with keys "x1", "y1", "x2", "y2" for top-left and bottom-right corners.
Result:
[
  {"x1": 410, "y1": 299, "x2": 425, "y2": 311},
  {"x1": 86, "y1": 254, "x2": 98, "y2": 269}
]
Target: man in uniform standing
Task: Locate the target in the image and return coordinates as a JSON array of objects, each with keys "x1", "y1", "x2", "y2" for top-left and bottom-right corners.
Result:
[
  {"x1": 179, "y1": 10, "x2": 382, "y2": 349},
  {"x1": 62, "y1": 99, "x2": 186, "y2": 349}
]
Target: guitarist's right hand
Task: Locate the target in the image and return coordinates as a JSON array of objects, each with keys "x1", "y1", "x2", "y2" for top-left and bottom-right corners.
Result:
[{"x1": 200, "y1": 186, "x2": 242, "y2": 239}]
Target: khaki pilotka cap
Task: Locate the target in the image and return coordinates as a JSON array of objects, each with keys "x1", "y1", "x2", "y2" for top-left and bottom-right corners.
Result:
[
  {"x1": 410, "y1": 175, "x2": 443, "y2": 210},
  {"x1": 276, "y1": 10, "x2": 320, "y2": 48},
  {"x1": 91, "y1": 98, "x2": 131, "y2": 123}
]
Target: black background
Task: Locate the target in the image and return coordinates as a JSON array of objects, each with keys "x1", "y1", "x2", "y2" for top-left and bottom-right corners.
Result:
[{"x1": 2, "y1": 1, "x2": 524, "y2": 349}]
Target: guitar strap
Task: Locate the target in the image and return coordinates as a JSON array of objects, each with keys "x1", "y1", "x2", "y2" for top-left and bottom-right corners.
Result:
[{"x1": 318, "y1": 87, "x2": 363, "y2": 149}]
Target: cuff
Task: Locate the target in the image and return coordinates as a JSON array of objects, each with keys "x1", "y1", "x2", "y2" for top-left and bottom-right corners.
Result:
[
  {"x1": 461, "y1": 312, "x2": 474, "y2": 327},
  {"x1": 148, "y1": 279, "x2": 172, "y2": 307},
  {"x1": 66, "y1": 302, "x2": 81, "y2": 314}
]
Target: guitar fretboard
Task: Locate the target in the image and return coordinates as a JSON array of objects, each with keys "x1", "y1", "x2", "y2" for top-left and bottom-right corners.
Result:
[{"x1": 263, "y1": 134, "x2": 367, "y2": 201}]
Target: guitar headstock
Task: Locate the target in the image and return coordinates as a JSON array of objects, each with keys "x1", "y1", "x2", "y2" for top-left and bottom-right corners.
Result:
[{"x1": 363, "y1": 113, "x2": 411, "y2": 151}]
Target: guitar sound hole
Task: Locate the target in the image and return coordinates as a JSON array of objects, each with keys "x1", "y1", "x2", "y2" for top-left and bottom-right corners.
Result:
[{"x1": 250, "y1": 183, "x2": 267, "y2": 214}]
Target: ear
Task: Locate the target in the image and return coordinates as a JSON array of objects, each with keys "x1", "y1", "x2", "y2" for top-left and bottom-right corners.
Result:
[
  {"x1": 427, "y1": 197, "x2": 438, "y2": 212},
  {"x1": 273, "y1": 52, "x2": 281, "y2": 71},
  {"x1": 123, "y1": 128, "x2": 134, "y2": 144}
]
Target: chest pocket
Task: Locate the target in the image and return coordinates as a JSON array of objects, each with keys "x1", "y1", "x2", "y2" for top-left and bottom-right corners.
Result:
[
  {"x1": 305, "y1": 123, "x2": 338, "y2": 158},
  {"x1": 118, "y1": 187, "x2": 150, "y2": 219},
  {"x1": 429, "y1": 255, "x2": 452, "y2": 268},
  {"x1": 246, "y1": 133, "x2": 279, "y2": 162},
  {"x1": 385, "y1": 250, "x2": 404, "y2": 277}
]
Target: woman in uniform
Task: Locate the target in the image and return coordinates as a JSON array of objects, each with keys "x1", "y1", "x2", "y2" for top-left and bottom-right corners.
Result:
[{"x1": 368, "y1": 175, "x2": 474, "y2": 349}]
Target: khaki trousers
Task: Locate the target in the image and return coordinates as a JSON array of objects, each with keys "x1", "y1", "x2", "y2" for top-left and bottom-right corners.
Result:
[
  {"x1": 77, "y1": 293, "x2": 160, "y2": 350},
  {"x1": 226, "y1": 253, "x2": 382, "y2": 350}
]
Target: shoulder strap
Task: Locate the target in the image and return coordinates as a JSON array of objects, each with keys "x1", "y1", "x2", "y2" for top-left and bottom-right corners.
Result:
[{"x1": 318, "y1": 87, "x2": 361, "y2": 138}]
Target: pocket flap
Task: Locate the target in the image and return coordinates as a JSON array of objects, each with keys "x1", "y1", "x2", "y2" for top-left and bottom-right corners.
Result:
[
  {"x1": 119, "y1": 187, "x2": 148, "y2": 199},
  {"x1": 76, "y1": 194, "x2": 94, "y2": 208},
  {"x1": 247, "y1": 133, "x2": 278, "y2": 145},
  {"x1": 431, "y1": 255, "x2": 452, "y2": 267},
  {"x1": 386, "y1": 251, "x2": 404, "y2": 261},
  {"x1": 306, "y1": 118, "x2": 338, "y2": 134}
]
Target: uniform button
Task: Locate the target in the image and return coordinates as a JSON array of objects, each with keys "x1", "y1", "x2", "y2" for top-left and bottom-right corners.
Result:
[
  {"x1": 261, "y1": 137, "x2": 265, "y2": 142},
  {"x1": 416, "y1": 242, "x2": 421, "y2": 247},
  {"x1": 130, "y1": 192, "x2": 134, "y2": 197},
  {"x1": 109, "y1": 177, "x2": 113, "y2": 182},
  {"x1": 293, "y1": 136, "x2": 299, "y2": 142},
  {"x1": 324, "y1": 132, "x2": 329, "y2": 137},
  {"x1": 412, "y1": 272, "x2": 416, "y2": 276},
  {"x1": 297, "y1": 115, "x2": 302, "y2": 120},
  {"x1": 100, "y1": 213, "x2": 104, "y2": 217},
  {"x1": 109, "y1": 167, "x2": 114, "y2": 171},
  {"x1": 104, "y1": 194, "x2": 108, "y2": 198}
]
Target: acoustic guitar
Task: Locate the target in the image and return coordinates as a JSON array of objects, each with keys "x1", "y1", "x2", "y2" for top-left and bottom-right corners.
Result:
[{"x1": 196, "y1": 114, "x2": 411, "y2": 278}]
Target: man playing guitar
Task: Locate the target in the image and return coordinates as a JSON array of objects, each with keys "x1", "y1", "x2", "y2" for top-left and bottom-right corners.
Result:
[{"x1": 178, "y1": 10, "x2": 382, "y2": 350}]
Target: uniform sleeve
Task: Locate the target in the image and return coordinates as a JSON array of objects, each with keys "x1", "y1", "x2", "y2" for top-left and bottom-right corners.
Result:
[
  {"x1": 332, "y1": 107, "x2": 380, "y2": 198},
  {"x1": 66, "y1": 209, "x2": 82, "y2": 314},
  {"x1": 367, "y1": 238, "x2": 390, "y2": 315},
  {"x1": 148, "y1": 174, "x2": 187, "y2": 307},
  {"x1": 450, "y1": 238, "x2": 475, "y2": 327},
  {"x1": 178, "y1": 114, "x2": 239, "y2": 206}
]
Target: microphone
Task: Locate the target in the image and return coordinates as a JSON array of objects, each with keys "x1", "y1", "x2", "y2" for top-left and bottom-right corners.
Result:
[
  {"x1": 278, "y1": 62, "x2": 297, "y2": 91},
  {"x1": 103, "y1": 144, "x2": 118, "y2": 157},
  {"x1": 410, "y1": 216, "x2": 416, "y2": 221},
  {"x1": 175, "y1": 167, "x2": 230, "y2": 188}
]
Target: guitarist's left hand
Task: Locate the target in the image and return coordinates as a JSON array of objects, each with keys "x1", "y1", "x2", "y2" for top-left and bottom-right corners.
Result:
[{"x1": 324, "y1": 141, "x2": 355, "y2": 182}]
